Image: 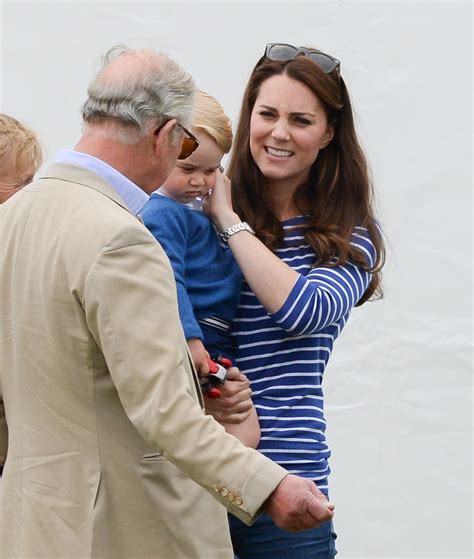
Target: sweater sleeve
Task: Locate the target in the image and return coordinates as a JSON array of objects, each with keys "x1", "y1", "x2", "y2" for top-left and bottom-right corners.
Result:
[
  {"x1": 271, "y1": 226, "x2": 377, "y2": 335},
  {"x1": 141, "y1": 199, "x2": 203, "y2": 340}
]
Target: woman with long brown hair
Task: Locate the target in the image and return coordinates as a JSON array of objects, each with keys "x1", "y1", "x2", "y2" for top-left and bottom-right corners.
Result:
[{"x1": 205, "y1": 43, "x2": 384, "y2": 558}]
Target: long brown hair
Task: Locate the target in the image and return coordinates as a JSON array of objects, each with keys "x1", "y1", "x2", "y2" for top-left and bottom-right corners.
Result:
[{"x1": 228, "y1": 55, "x2": 384, "y2": 304}]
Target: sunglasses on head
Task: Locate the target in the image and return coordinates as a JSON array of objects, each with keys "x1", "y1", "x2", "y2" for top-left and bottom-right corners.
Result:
[
  {"x1": 264, "y1": 43, "x2": 340, "y2": 74},
  {"x1": 154, "y1": 120, "x2": 200, "y2": 160}
]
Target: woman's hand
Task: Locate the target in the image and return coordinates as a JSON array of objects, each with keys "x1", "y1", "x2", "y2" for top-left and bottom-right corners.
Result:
[
  {"x1": 204, "y1": 367, "x2": 253, "y2": 424},
  {"x1": 202, "y1": 171, "x2": 240, "y2": 232}
]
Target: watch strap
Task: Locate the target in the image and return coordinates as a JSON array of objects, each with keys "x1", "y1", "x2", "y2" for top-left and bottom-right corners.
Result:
[{"x1": 219, "y1": 221, "x2": 255, "y2": 243}]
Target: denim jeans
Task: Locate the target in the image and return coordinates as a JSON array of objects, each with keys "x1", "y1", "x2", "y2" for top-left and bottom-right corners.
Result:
[{"x1": 229, "y1": 513, "x2": 337, "y2": 559}]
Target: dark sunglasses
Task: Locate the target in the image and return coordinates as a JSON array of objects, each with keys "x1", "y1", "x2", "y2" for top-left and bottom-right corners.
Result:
[
  {"x1": 264, "y1": 43, "x2": 340, "y2": 74},
  {"x1": 154, "y1": 120, "x2": 200, "y2": 160}
]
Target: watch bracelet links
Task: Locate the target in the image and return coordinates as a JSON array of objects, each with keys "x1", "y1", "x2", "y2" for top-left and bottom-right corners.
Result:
[{"x1": 219, "y1": 221, "x2": 255, "y2": 243}]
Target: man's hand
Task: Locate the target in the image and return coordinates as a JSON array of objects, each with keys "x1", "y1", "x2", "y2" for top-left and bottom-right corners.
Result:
[
  {"x1": 187, "y1": 338, "x2": 210, "y2": 377},
  {"x1": 204, "y1": 367, "x2": 253, "y2": 424},
  {"x1": 265, "y1": 475, "x2": 335, "y2": 532}
]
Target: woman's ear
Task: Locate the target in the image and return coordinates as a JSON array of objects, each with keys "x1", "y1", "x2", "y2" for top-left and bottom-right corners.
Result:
[{"x1": 320, "y1": 126, "x2": 334, "y2": 149}]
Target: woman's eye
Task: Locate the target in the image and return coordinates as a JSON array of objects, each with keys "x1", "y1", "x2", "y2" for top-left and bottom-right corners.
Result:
[
  {"x1": 294, "y1": 117, "x2": 311, "y2": 126},
  {"x1": 259, "y1": 110, "x2": 275, "y2": 118}
]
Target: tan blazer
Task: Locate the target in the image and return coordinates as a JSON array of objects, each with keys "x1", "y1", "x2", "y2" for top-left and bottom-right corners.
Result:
[{"x1": 0, "y1": 163, "x2": 286, "y2": 559}]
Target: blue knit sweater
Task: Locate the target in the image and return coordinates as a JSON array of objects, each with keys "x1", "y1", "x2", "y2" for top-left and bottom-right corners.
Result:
[{"x1": 141, "y1": 194, "x2": 242, "y2": 341}]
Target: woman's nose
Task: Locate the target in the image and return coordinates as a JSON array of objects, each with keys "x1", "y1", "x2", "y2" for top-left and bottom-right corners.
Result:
[{"x1": 271, "y1": 119, "x2": 290, "y2": 141}]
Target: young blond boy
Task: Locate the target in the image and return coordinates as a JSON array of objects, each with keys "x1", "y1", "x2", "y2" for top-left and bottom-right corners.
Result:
[{"x1": 141, "y1": 91, "x2": 260, "y2": 447}]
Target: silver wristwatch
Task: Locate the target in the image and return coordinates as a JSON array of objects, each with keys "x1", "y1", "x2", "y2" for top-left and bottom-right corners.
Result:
[{"x1": 219, "y1": 221, "x2": 255, "y2": 243}]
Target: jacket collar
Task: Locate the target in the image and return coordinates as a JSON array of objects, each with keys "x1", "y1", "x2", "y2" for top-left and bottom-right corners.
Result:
[{"x1": 38, "y1": 162, "x2": 134, "y2": 214}]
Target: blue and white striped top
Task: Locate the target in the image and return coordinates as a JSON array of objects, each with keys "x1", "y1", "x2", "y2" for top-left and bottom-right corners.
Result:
[{"x1": 232, "y1": 216, "x2": 377, "y2": 494}]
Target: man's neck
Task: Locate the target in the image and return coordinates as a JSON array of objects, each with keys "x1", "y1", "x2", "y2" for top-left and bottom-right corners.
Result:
[{"x1": 74, "y1": 133, "x2": 156, "y2": 194}]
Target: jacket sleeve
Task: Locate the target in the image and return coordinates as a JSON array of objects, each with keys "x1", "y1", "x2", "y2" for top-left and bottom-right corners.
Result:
[
  {"x1": 141, "y1": 201, "x2": 203, "y2": 340},
  {"x1": 83, "y1": 224, "x2": 286, "y2": 524},
  {"x1": 271, "y1": 226, "x2": 378, "y2": 335}
]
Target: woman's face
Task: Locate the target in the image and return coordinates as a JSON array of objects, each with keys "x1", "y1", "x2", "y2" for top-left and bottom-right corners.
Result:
[{"x1": 249, "y1": 73, "x2": 333, "y2": 190}]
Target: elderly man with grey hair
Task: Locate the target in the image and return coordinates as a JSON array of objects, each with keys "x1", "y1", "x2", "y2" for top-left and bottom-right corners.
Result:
[{"x1": 0, "y1": 46, "x2": 334, "y2": 559}]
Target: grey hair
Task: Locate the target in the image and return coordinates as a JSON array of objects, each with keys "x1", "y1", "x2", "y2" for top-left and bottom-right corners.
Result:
[{"x1": 81, "y1": 45, "x2": 195, "y2": 144}]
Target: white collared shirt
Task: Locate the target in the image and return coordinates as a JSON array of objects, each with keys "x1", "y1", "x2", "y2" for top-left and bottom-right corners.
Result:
[{"x1": 54, "y1": 149, "x2": 149, "y2": 216}]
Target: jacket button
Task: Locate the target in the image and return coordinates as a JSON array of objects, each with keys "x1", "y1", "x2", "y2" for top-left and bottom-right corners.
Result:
[
  {"x1": 235, "y1": 497, "x2": 243, "y2": 506},
  {"x1": 228, "y1": 493, "x2": 235, "y2": 502},
  {"x1": 221, "y1": 488, "x2": 229, "y2": 497},
  {"x1": 213, "y1": 484, "x2": 220, "y2": 492}
]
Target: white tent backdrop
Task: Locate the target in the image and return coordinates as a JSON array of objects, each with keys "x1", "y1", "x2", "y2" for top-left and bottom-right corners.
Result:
[{"x1": 1, "y1": 1, "x2": 472, "y2": 557}]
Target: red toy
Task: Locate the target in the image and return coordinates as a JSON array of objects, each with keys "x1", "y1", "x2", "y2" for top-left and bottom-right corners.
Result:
[{"x1": 202, "y1": 356, "x2": 232, "y2": 398}]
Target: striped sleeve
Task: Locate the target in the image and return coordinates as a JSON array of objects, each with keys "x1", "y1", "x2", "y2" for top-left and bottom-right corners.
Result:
[{"x1": 271, "y1": 227, "x2": 377, "y2": 335}]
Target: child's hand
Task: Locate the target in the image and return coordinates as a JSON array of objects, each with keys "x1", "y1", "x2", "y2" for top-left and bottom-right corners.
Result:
[{"x1": 187, "y1": 338, "x2": 210, "y2": 377}]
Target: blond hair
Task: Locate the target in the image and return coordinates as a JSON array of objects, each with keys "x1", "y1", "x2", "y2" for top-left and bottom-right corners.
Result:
[
  {"x1": 192, "y1": 90, "x2": 233, "y2": 153},
  {"x1": 0, "y1": 113, "x2": 43, "y2": 186}
]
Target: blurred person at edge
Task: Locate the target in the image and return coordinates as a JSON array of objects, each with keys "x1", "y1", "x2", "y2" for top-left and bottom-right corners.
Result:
[
  {"x1": 204, "y1": 43, "x2": 385, "y2": 558},
  {"x1": 0, "y1": 113, "x2": 43, "y2": 204},
  {"x1": 0, "y1": 114, "x2": 43, "y2": 481},
  {"x1": 0, "y1": 46, "x2": 334, "y2": 559}
]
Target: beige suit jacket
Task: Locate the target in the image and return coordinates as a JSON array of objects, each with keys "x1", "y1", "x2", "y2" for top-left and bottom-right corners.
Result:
[{"x1": 0, "y1": 163, "x2": 286, "y2": 559}]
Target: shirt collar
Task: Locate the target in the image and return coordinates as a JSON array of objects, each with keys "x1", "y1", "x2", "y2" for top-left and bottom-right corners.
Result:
[
  {"x1": 156, "y1": 187, "x2": 203, "y2": 211},
  {"x1": 54, "y1": 149, "x2": 149, "y2": 215}
]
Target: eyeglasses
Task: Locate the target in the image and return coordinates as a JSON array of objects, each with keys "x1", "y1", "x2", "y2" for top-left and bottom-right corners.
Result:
[
  {"x1": 264, "y1": 43, "x2": 340, "y2": 74},
  {"x1": 154, "y1": 120, "x2": 200, "y2": 160},
  {"x1": 177, "y1": 123, "x2": 200, "y2": 160}
]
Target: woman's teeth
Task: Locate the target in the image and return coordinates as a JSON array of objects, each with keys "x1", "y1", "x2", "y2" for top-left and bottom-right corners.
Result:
[{"x1": 266, "y1": 147, "x2": 293, "y2": 158}]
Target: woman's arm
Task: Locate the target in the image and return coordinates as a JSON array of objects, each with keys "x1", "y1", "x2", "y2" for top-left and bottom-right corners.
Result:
[
  {"x1": 205, "y1": 174, "x2": 376, "y2": 335},
  {"x1": 204, "y1": 174, "x2": 300, "y2": 314},
  {"x1": 221, "y1": 405, "x2": 261, "y2": 448}
]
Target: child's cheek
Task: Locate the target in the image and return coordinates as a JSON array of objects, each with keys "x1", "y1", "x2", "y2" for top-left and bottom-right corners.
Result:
[{"x1": 208, "y1": 173, "x2": 218, "y2": 187}]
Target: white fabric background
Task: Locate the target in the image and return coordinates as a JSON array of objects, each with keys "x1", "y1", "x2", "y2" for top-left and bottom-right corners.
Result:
[{"x1": 1, "y1": 1, "x2": 472, "y2": 557}]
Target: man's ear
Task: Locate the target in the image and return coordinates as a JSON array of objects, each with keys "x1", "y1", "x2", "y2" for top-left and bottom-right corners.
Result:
[
  {"x1": 153, "y1": 119, "x2": 178, "y2": 155},
  {"x1": 320, "y1": 126, "x2": 334, "y2": 149}
]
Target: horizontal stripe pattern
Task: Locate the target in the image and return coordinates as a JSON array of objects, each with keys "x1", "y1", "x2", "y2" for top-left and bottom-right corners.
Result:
[
  {"x1": 233, "y1": 216, "x2": 376, "y2": 490},
  {"x1": 198, "y1": 316, "x2": 231, "y2": 332}
]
